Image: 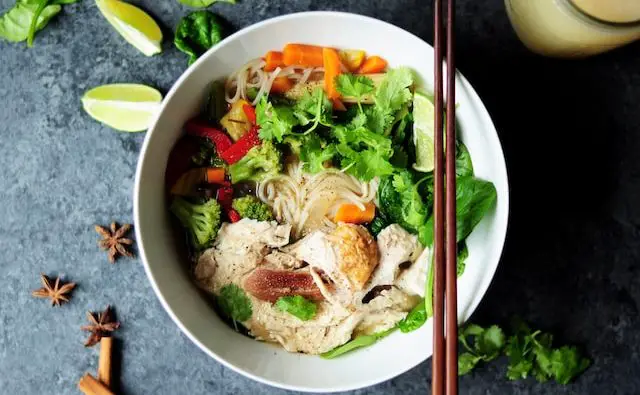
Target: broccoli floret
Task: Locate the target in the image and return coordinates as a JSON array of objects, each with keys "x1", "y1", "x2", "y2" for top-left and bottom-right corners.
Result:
[
  {"x1": 228, "y1": 141, "x2": 282, "y2": 183},
  {"x1": 170, "y1": 197, "x2": 222, "y2": 250},
  {"x1": 232, "y1": 196, "x2": 274, "y2": 221}
]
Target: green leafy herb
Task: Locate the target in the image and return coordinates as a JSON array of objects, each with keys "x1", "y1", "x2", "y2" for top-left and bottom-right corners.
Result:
[
  {"x1": 460, "y1": 320, "x2": 590, "y2": 385},
  {"x1": 178, "y1": 0, "x2": 235, "y2": 8},
  {"x1": 298, "y1": 134, "x2": 336, "y2": 174},
  {"x1": 256, "y1": 95, "x2": 300, "y2": 142},
  {"x1": 334, "y1": 123, "x2": 395, "y2": 181},
  {"x1": 275, "y1": 295, "x2": 317, "y2": 321},
  {"x1": 458, "y1": 324, "x2": 506, "y2": 375},
  {"x1": 457, "y1": 242, "x2": 468, "y2": 277},
  {"x1": 335, "y1": 74, "x2": 375, "y2": 112},
  {"x1": 218, "y1": 284, "x2": 252, "y2": 330},
  {"x1": 398, "y1": 300, "x2": 427, "y2": 333},
  {"x1": 377, "y1": 171, "x2": 429, "y2": 234},
  {"x1": 0, "y1": 0, "x2": 74, "y2": 46},
  {"x1": 174, "y1": 10, "x2": 224, "y2": 65},
  {"x1": 293, "y1": 87, "x2": 333, "y2": 134},
  {"x1": 368, "y1": 211, "x2": 390, "y2": 236},
  {"x1": 420, "y1": 176, "x2": 497, "y2": 246},
  {"x1": 321, "y1": 327, "x2": 396, "y2": 359},
  {"x1": 369, "y1": 67, "x2": 414, "y2": 134},
  {"x1": 456, "y1": 142, "x2": 474, "y2": 177}
]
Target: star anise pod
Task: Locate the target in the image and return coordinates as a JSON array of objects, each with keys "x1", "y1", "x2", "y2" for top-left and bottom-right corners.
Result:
[
  {"x1": 81, "y1": 305, "x2": 120, "y2": 347},
  {"x1": 95, "y1": 222, "x2": 134, "y2": 263},
  {"x1": 31, "y1": 273, "x2": 76, "y2": 306}
]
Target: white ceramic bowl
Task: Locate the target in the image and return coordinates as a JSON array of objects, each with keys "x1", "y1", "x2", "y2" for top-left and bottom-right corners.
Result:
[{"x1": 134, "y1": 11, "x2": 509, "y2": 393}]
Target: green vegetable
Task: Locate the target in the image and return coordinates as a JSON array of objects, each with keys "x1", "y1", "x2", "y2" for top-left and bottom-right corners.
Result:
[
  {"x1": 228, "y1": 140, "x2": 282, "y2": 183},
  {"x1": 398, "y1": 300, "x2": 427, "y2": 333},
  {"x1": 335, "y1": 74, "x2": 375, "y2": 112},
  {"x1": 420, "y1": 176, "x2": 497, "y2": 246},
  {"x1": 191, "y1": 139, "x2": 225, "y2": 167},
  {"x1": 231, "y1": 195, "x2": 274, "y2": 221},
  {"x1": 334, "y1": 124, "x2": 395, "y2": 181},
  {"x1": 174, "y1": 11, "x2": 224, "y2": 65},
  {"x1": 206, "y1": 80, "x2": 227, "y2": 123},
  {"x1": 218, "y1": 284, "x2": 252, "y2": 331},
  {"x1": 0, "y1": 0, "x2": 74, "y2": 45},
  {"x1": 297, "y1": 134, "x2": 336, "y2": 174},
  {"x1": 457, "y1": 242, "x2": 468, "y2": 277},
  {"x1": 456, "y1": 142, "x2": 474, "y2": 177},
  {"x1": 458, "y1": 324, "x2": 506, "y2": 375},
  {"x1": 504, "y1": 319, "x2": 590, "y2": 384},
  {"x1": 377, "y1": 171, "x2": 428, "y2": 234},
  {"x1": 170, "y1": 197, "x2": 222, "y2": 250},
  {"x1": 178, "y1": 0, "x2": 235, "y2": 8},
  {"x1": 321, "y1": 327, "x2": 396, "y2": 359},
  {"x1": 275, "y1": 295, "x2": 317, "y2": 321},
  {"x1": 256, "y1": 95, "x2": 300, "y2": 142},
  {"x1": 369, "y1": 67, "x2": 414, "y2": 134},
  {"x1": 458, "y1": 320, "x2": 590, "y2": 384},
  {"x1": 368, "y1": 212, "x2": 390, "y2": 236},
  {"x1": 293, "y1": 87, "x2": 333, "y2": 134}
]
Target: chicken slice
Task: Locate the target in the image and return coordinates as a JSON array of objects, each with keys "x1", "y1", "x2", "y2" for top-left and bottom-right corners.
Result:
[{"x1": 395, "y1": 246, "x2": 431, "y2": 297}]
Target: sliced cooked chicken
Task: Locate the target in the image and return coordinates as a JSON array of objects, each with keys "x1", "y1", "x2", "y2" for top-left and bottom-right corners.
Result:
[
  {"x1": 329, "y1": 223, "x2": 379, "y2": 291},
  {"x1": 396, "y1": 246, "x2": 431, "y2": 297}
]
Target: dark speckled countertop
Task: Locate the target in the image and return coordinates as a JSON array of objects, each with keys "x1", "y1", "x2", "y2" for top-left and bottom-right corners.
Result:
[{"x1": 1, "y1": 0, "x2": 640, "y2": 394}]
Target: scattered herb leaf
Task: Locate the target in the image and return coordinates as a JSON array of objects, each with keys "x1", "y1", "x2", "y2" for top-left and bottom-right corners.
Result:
[
  {"x1": 174, "y1": 10, "x2": 224, "y2": 65},
  {"x1": 275, "y1": 295, "x2": 317, "y2": 321}
]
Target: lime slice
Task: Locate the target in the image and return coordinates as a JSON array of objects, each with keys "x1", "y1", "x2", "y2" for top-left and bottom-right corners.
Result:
[
  {"x1": 96, "y1": 0, "x2": 162, "y2": 56},
  {"x1": 412, "y1": 91, "x2": 438, "y2": 173},
  {"x1": 82, "y1": 84, "x2": 162, "y2": 132}
]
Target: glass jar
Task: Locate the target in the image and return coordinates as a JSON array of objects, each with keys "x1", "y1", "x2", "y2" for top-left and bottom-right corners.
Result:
[{"x1": 505, "y1": 0, "x2": 640, "y2": 58}]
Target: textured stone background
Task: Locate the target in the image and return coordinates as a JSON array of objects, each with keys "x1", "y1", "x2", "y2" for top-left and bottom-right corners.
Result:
[{"x1": 1, "y1": 0, "x2": 640, "y2": 394}]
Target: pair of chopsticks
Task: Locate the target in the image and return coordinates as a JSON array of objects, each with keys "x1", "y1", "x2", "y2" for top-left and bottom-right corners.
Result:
[{"x1": 431, "y1": 0, "x2": 458, "y2": 394}]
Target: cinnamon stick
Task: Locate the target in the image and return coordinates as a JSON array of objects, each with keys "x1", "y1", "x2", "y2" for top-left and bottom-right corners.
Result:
[
  {"x1": 97, "y1": 337, "x2": 113, "y2": 387},
  {"x1": 78, "y1": 373, "x2": 114, "y2": 395}
]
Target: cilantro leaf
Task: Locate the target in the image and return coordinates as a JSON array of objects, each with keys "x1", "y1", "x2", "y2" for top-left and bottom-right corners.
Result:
[
  {"x1": 275, "y1": 295, "x2": 317, "y2": 321},
  {"x1": 300, "y1": 136, "x2": 336, "y2": 174},
  {"x1": 475, "y1": 325, "x2": 506, "y2": 360},
  {"x1": 339, "y1": 148, "x2": 395, "y2": 181},
  {"x1": 459, "y1": 353, "x2": 482, "y2": 375},
  {"x1": 218, "y1": 284, "x2": 252, "y2": 330},
  {"x1": 293, "y1": 87, "x2": 333, "y2": 133},
  {"x1": 549, "y1": 346, "x2": 591, "y2": 384},
  {"x1": 256, "y1": 95, "x2": 299, "y2": 142},
  {"x1": 368, "y1": 67, "x2": 414, "y2": 134},
  {"x1": 335, "y1": 74, "x2": 375, "y2": 112}
]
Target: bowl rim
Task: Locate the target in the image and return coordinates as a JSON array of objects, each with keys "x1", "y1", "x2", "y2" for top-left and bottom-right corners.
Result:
[{"x1": 134, "y1": 10, "x2": 510, "y2": 393}]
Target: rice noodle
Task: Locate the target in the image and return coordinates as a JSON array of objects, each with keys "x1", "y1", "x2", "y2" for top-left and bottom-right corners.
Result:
[
  {"x1": 257, "y1": 160, "x2": 378, "y2": 239},
  {"x1": 224, "y1": 58, "x2": 324, "y2": 105}
]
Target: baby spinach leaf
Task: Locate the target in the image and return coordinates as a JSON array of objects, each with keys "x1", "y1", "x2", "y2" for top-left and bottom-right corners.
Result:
[
  {"x1": 398, "y1": 299, "x2": 427, "y2": 333},
  {"x1": 320, "y1": 327, "x2": 396, "y2": 359},
  {"x1": 456, "y1": 142, "x2": 474, "y2": 177},
  {"x1": 218, "y1": 284, "x2": 252, "y2": 330},
  {"x1": 457, "y1": 242, "x2": 468, "y2": 277},
  {"x1": 178, "y1": 0, "x2": 235, "y2": 8},
  {"x1": 275, "y1": 295, "x2": 317, "y2": 321},
  {"x1": 174, "y1": 10, "x2": 224, "y2": 65},
  {"x1": 0, "y1": 0, "x2": 63, "y2": 44}
]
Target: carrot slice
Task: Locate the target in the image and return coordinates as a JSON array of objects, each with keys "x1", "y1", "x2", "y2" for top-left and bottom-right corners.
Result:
[
  {"x1": 264, "y1": 51, "x2": 284, "y2": 72},
  {"x1": 323, "y1": 47, "x2": 342, "y2": 100},
  {"x1": 332, "y1": 98, "x2": 347, "y2": 111},
  {"x1": 357, "y1": 56, "x2": 388, "y2": 74},
  {"x1": 283, "y1": 44, "x2": 324, "y2": 67},
  {"x1": 270, "y1": 77, "x2": 294, "y2": 94},
  {"x1": 206, "y1": 167, "x2": 226, "y2": 184},
  {"x1": 334, "y1": 203, "x2": 376, "y2": 224}
]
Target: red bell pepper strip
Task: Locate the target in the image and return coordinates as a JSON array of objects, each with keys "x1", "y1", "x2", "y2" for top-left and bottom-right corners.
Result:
[
  {"x1": 216, "y1": 182, "x2": 234, "y2": 212},
  {"x1": 185, "y1": 119, "x2": 233, "y2": 154},
  {"x1": 219, "y1": 127, "x2": 261, "y2": 164},
  {"x1": 228, "y1": 209, "x2": 241, "y2": 223},
  {"x1": 243, "y1": 104, "x2": 257, "y2": 125}
]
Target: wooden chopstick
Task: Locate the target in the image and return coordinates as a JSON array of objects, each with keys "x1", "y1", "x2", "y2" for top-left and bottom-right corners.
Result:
[
  {"x1": 431, "y1": 0, "x2": 446, "y2": 392},
  {"x1": 432, "y1": 0, "x2": 458, "y2": 394},
  {"x1": 445, "y1": 0, "x2": 458, "y2": 392}
]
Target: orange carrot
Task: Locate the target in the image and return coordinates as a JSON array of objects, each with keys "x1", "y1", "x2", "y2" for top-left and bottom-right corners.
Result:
[
  {"x1": 332, "y1": 98, "x2": 347, "y2": 111},
  {"x1": 357, "y1": 56, "x2": 388, "y2": 74},
  {"x1": 206, "y1": 167, "x2": 226, "y2": 184},
  {"x1": 264, "y1": 51, "x2": 284, "y2": 72},
  {"x1": 283, "y1": 44, "x2": 324, "y2": 67},
  {"x1": 334, "y1": 203, "x2": 376, "y2": 224},
  {"x1": 270, "y1": 77, "x2": 294, "y2": 94},
  {"x1": 323, "y1": 47, "x2": 342, "y2": 100}
]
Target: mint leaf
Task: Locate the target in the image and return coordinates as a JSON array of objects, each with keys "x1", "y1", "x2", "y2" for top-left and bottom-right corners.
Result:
[
  {"x1": 218, "y1": 284, "x2": 252, "y2": 330},
  {"x1": 275, "y1": 295, "x2": 317, "y2": 321}
]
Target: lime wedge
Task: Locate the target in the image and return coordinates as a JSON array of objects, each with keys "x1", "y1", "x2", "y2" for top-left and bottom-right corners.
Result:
[
  {"x1": 412, "y1": 91, "x2": 438, "y2": 173},
  {"x1": 82, "y1": 84, "x2": 162, "y2": 132},
  {"x1": 96, "y1": 0, "x2": 162, "y2": 56}
]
